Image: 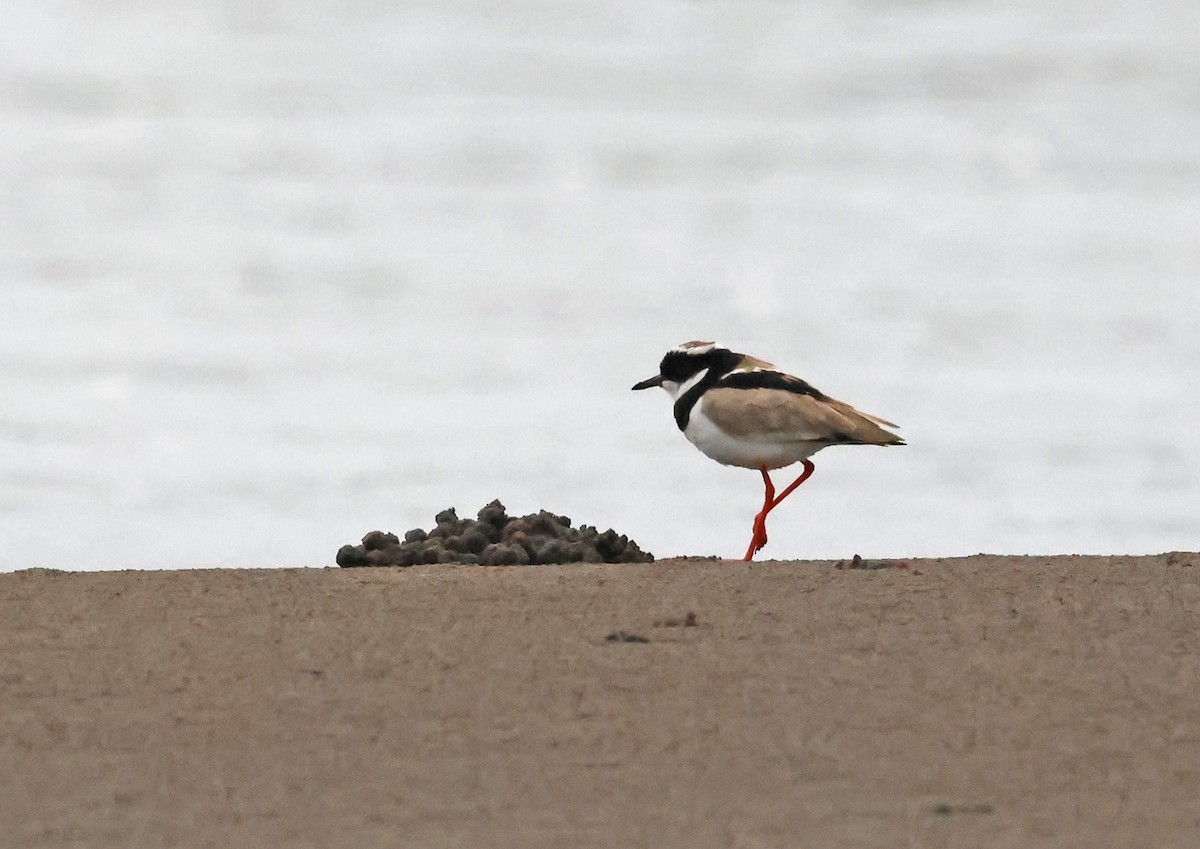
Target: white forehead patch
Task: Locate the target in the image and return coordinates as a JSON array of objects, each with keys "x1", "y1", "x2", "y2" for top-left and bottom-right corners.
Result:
[{"x1": 673, "y1": 340, "x2": 717, "y2": 356}]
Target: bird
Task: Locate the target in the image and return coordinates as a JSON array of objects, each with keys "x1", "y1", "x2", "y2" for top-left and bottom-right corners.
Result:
[{"x1": 632, "y1": 340, "x2": 904, "y2": 561}]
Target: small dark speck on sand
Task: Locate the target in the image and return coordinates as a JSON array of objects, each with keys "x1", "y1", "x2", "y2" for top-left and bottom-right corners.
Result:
[
  {"x1": 654, "y1": 611, "x2": 699, "y2": 628},
  {"x1": 851, "y1": 555, "x2": 890, "y2": 570},
  {"x1": 834, "y1": 554, "x2": 891, "y2": 570},
  {"x1": 605, "y1": 631, "x2": 650, "y2": 644},
  {"x1": 932, "y1": 803, "x2": 994, "y2": 817}
]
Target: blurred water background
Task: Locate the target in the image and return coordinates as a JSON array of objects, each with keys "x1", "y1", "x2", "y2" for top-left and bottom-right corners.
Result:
[{"x1": 2, "y1": 1, "x2": 1197, "y2": 570}]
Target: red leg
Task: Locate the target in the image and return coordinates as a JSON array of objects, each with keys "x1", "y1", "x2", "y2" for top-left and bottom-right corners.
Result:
[
  {"x1": 743, "y1": 467, "x2": 775, "y2": 561},
  {"x1": 767, "y1": 459, "x2": 815, "y2": 511},
  {"x1": 742, "y1": 460, "x2": 816, "y2": 562}
]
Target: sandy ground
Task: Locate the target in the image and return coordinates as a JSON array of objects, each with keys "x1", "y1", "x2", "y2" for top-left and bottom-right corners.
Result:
[{"x1": 2, "y1": 553, "x2": 1199, "y2": 849}]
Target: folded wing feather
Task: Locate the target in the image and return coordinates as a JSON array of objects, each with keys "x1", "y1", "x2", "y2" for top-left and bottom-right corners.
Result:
[{"x1": 700, "y1": 387, "x2": 904, "y2": 446}]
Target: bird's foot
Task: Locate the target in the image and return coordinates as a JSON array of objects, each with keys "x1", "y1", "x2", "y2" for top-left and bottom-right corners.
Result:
[{"x1": 742, "y1": 513, "x2": 769, "y2": 561}]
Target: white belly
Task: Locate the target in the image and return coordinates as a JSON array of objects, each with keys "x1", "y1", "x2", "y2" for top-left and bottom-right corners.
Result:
[{"x1": 683, "y1": 407, "x2": 821, "y2": 470}]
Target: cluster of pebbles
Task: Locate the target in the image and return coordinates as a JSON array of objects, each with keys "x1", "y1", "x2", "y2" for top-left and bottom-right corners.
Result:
[{"x1": 336, "y1": 499, "x2": 653, "y2": 567}]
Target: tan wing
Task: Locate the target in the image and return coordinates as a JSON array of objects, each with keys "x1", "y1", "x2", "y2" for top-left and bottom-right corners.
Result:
[{"x1": 700, "y1": 387, "x2": 904, "y2": 446}]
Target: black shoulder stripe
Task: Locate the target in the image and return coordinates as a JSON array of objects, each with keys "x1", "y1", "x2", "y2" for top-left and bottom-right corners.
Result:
[{"x1": 717, "y1": 370, "x2": 827, "y2": 400}]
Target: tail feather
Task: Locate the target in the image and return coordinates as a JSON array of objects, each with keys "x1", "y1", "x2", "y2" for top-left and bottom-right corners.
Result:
[{"x1": 824, "y1": 397, "x2": 904, "y2": 446}]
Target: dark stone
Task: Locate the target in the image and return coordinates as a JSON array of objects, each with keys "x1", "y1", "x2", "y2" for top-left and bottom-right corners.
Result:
[
  {"x1": 366, "y1": 548, "x2": 411, "y2": 567},
  {"x1": 481, "y1": 543, "x2": 530, "y2": 566},
  {"x1": 477, "y1": 500, "x2": 508, "y2": 528},
  {"x1": 467, "y1": 520, "x2": 500, "y2": 544},
  {"x1": 460, "y1": 528, "x2": 489, "y2": 553},
  {"x1": 527, "y1": 511, "x2": 563, "y2": 537},
  {"x1": 535, "y1": 540, "x2": 567, "y2": 564},
  {"x1": 506, "y1": 531, "x2": 540, "y2": 561},
  {"x1": 336, "y1": 544, "x2": 367, "y2": 567},
  {"x1": 392, "y1": 547, "x2": 420, "y2": 567},
  {"x1": 595, "y1": 529, "x2": 626, "y2": 559},
  {"x1": 362, "y1": 530, "x2": 399, "y2": 552}
]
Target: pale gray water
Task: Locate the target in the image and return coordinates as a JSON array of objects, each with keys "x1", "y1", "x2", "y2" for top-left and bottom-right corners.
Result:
[{"x1": 2, "y1": 2, "x2": 1198, "y2": 570}]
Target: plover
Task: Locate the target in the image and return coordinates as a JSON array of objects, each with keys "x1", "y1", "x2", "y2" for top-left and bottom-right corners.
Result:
[{"x1": 632, "y1": 341, "x2": 904, "y2": 560}]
